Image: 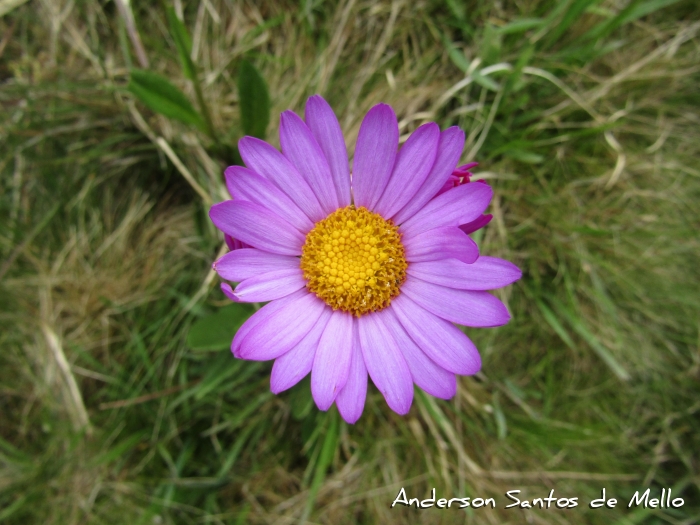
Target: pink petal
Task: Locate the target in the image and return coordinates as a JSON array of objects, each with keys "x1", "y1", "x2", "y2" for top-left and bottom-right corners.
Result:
[
  {"x1": 392, "y1": 127, "x2": 465, "y2": 224},
  {"x1": 280, "y1": 110, "x2": 339, "y2": 214},
  {"x1": 224, "y1": 234, "x2": 248, "y2": 251},
  {"x1": 460, "y1": 213, "x2": 492, "y2": 234},
  {"x1": 270, "y1": 307, "x2": 332, "y2": 394},
  {"x1": 352, "y1": 104, "x2": 399, "y2": 210},
  {"x1": 209, "y1": 201, "x2": 305, "y2": 256},
  {"x1": 311, "y1": 310, "x2": 354, "y2": 411},
  {"x1": 403, "y1": 226, "x2": 479, "y2": 264},
  {"x1": 213, "y1": 248, "x2": 300, "y2": 282},
  {"x1": 304, "y1": 95, "x2": 351, "y2": 207},
  {"x1": 238, "y1": 136, "x2": 325, "y2": 222},
  {"x1": 236, "y1": 291, "x2": 326, "y2": 361},
  {"x1": 357, "y1": 310, "x2": 413, "y2": 415},
  {"x1": 231, "y1": 290, "x2": 304, "y2": 357},
  {"x1": 225, "y1": 166, "x2": 313, "y2": 233},
  {"x1": 400, "y1": 183, "x2": 493, "y2": 241},
  {"x1": 229, "y1": 268, "x2": 307, "y2": 302},
  {"x1": 401, "y1": 277, "x2": 511, "y2": 327},
  {"x1": 335, "y1": 320, "x2": 367, "y2": 424},
  {"x1": 391, "y1": 294, "x2": 481, "y2": 375},
  {"x1": 221, "y1": 282, "x2": 239, "y2": 302},
  {"x1": 407, "y1": 256, "x2": 522, "y2": 291},
  {"x1": 374, "y1": 123, "x2": 440, "y2": 219},
  {"x1": 383, "y1": 308, "x2": 456, "y2": 399}
]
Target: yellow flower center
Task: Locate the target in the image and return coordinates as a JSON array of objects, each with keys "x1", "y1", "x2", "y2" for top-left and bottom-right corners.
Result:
[{"x1": 300, "y1": 206, "x2": 407, "y2": 317}]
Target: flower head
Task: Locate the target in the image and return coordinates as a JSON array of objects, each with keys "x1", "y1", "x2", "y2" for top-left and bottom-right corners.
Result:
[{"x1": 209, "y1": 95, "x2": 521, "y2": 423}]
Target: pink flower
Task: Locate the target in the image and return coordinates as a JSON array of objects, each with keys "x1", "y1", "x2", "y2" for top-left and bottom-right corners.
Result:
[{"x1": 209, "y1": 95, "x2": 521, "y2": 423}]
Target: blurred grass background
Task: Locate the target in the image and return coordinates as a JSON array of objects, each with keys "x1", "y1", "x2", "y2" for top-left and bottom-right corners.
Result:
[{"x1": 1, "y1": 0, "x2": 699, "y2": 523}]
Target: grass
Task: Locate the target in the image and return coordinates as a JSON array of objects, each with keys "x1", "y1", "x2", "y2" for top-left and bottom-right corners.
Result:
[{"x1": 1, "y1": 0, "x2": 699, "y2": 523}]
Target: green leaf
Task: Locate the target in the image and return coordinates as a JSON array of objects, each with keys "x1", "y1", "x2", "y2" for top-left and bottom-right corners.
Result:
[
  {"x1": 237, "y1": 60, "x2": 270, "y2": 139},
  {"x1": 128, "y1": 69, "x2": 203, "y2": 127},
  {"x1": 497, "y1": 18, "x2": 544, "y2": 35},
  {"x1": 187, "y1": 303, "x2": 254, "y2": 351},
  {"x1": 166, "y1": 7, "x2": 196, "y2": 81}
]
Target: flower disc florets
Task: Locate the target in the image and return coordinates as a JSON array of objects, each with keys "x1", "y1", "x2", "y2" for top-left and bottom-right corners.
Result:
[{"x1": 300, "y1": 205, "x2": 407, "y2": 316}]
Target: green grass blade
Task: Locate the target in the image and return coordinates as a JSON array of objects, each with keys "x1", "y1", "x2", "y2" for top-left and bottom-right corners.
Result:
[
  {"x1": 480, "y1": 23, "x2": 502, "y2": 65},
  {"x1": 549, "y1": 296, "x2": 631, "y2": 381},
  {"x1": 472, "y1": 69, "x2": 501, "y2": 91},
  {"x1": 541, "y1": 0, "x2": 601, "y2": 49},
  {"x1": 0, "y1": 495, "x2": 28, "y2": 521},
  {"x1": 582, "y1": 0, "x2": 684, "y2": 42},
  {"x1": 534, "y1": 299, "x2": 576, "y2": 350},
  {"x1": 300, "y1": 410, "x2": 339, "y2": 522},
  {"x1": 90, "y1": 431, "x2": 147, "y2": 467},
  {"x1": 216, "y1": 424, "x2": 256, "y2": 478},
  {"x1": 441, "y1": 32, "x2": 469, "y2": 73},
  {"x1": 497, "y1": 18, "x2": 544, "y2": 35}
]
